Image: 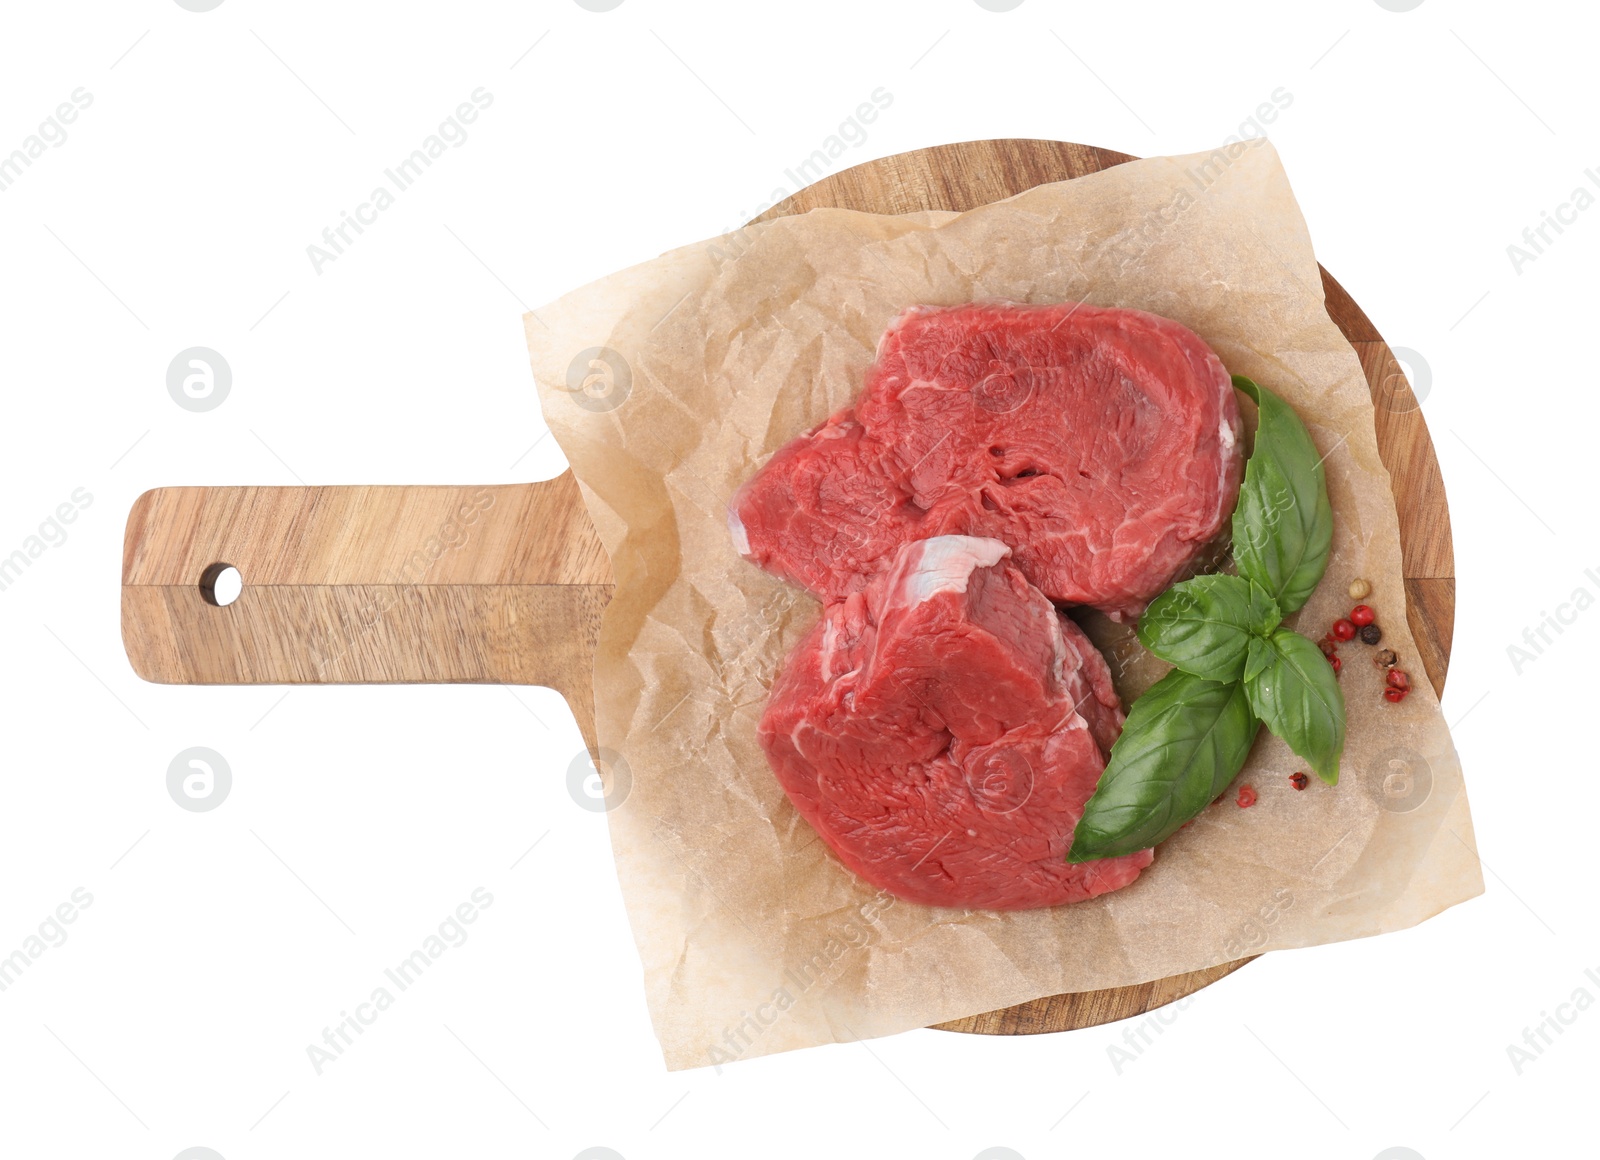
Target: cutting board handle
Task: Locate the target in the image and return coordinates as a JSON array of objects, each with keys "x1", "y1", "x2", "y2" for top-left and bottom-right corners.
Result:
[{"x1": 120, "y1": 470, "x2": 614, "y2": 758}]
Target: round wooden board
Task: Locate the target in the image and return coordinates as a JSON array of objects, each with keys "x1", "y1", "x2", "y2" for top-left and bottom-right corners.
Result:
[{"x1": 759, "y1": 139, "x2": 1455, "y2": 1037}]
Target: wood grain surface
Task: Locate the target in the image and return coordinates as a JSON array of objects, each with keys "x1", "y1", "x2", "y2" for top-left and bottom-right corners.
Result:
[
  {"x1": 121, "y1": 472, "x2": 614, "y2": 758},
  {"x1": 759, "y1": 139, "x2": 1454, "y2": 1035},
  {"x1": 120, "y1": 137, "x2": 1453, "y2": 1039}
]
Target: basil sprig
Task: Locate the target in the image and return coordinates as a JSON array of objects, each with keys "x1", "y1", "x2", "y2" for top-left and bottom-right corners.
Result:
[{"x1": 1068, "y1": 377, "x2": 1345, "y2": 864}]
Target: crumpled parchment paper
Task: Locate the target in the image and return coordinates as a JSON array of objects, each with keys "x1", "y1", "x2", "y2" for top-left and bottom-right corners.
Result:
[{"x1": 524, "y1": 141, "x2": 1482, "y2": 1071}]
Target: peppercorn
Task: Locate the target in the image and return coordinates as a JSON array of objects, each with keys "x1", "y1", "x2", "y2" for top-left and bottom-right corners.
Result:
[
  {"x1": 1387, "y1": 668, "x2": 1410, "y2": 691},
  {"x1": 1374, "y1": 648, "x2": 1397, "y2": 668},
  {"x1": 1329, "y1": 655, "x2": 1342, "y2": 673},
  {"x1": 1383, "y1": 688, "x2": 1406, "y2": 703},
  {"x1": 1348, "y1": 578, "x2": 1371, "y2": 600},
  {"x1": 1350, "y1": 604, "x2": 1375, "y2": 627},
  {"x1": 1358, "y1": 624, "x2": 1382, "y2": 645},
  {"x1": 1289, "y1": 772, "x2": 1309, "y2": 791},
  {"x1": 1331, "y1": 618, "x2": 1356, "y2": 641},
  {"x1": 1318, "y1": 638, "x2": 1338, "y2": 658},
  {"x1": 1237, "y1": 785, "x2": 1257, "y2": 808}
]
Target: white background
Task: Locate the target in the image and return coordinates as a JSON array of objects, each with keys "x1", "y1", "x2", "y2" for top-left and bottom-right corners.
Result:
[{"x1": 0, "y1": 1, "x2": 1592, "y2": 1157}]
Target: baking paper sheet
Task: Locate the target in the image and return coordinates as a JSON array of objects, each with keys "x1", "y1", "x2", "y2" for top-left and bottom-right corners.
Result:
[{"x1": 524, "y1": 141, "x2": 1482, "y2": 1070}]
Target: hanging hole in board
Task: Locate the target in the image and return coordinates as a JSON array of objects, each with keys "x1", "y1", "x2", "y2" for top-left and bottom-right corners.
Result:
[{"x1": 199, "y1": 562, "x2": 242, "y2": 607}]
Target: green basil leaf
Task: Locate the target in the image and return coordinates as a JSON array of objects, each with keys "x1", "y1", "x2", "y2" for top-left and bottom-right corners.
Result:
[
  {"x1": 1243, "y1": 634, "x2": 1272, "y2": 684},
  {"x1": 1244, "y1": 628, "x2": 1346, "y2": 785},
  {"x1": 1066, "y1": 670, "x2": 1260, "y2": 862},
  {"x1": 1230, "y1": 376, "x2": 1334, "y2": 615},
  {"x1": 1136, "y1": 574, "x2": 1282, "y2": 683}
]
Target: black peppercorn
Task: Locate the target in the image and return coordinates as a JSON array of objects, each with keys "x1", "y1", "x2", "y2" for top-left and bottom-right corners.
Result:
[{"x1": 1358, "y1": 623, "x2": 1382, "y2": 646}]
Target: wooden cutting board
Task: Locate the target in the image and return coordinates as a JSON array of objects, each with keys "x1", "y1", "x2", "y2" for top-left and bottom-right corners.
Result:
[{"x1": 121, "y1": 138, "x2": 1453, "y2": 1039}]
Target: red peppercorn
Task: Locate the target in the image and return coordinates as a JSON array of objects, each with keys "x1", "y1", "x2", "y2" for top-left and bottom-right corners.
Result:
[
  {"x1": 1331, "y1": 618, "x2": 1356, "y2": 641},
  {"x1": 1350, "y1": 604, "x2": 1375, "y2": 627},
  {"x1": 1383, "y1": 688, "x2": 1406, "y2": 703},
  {"x1": 1289, "y1": 772, "x2": 1309, "y2": 791},
  {"x1": 1317, "y1": 638, "x2": 1337, "y2": 658},
  {"x1": 1387, "y1": 668, "x2": 1410, "y2": 691},
  {"x1": 1329, "y1": 655, "x2": 1342, "y2": 673},
  {"x1": 1237, "y1": 785, "x2": 1257, "y2": 808}
]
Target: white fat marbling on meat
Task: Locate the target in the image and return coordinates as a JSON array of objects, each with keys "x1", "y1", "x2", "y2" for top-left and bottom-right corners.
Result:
[
  {"x1": 817, "y1": 615, "x2": 840, "y2": 680},
  {"x1": 898, "y1": 536, "x2": 1010, "y2": 604},
  {"x1": 1215, "y1": 378, "x2": 1242, "y2": 518}
]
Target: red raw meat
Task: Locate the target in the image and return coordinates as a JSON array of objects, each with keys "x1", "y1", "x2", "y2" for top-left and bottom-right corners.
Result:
[
  {"x1": 731, "y1": 301, "x2": 1242, "y2": 621},
  {"x1": 758, "y1": 536, "x2": 1152, "y2": 910}
]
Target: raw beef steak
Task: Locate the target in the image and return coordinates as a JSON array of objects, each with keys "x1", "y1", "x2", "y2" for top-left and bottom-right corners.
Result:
[
  {"x1": 758, "y1": 536, "x2": 1152, "y2": 910},
  {"x1": 732, "y1": 301, "x2": 1243, "y2": 621}
]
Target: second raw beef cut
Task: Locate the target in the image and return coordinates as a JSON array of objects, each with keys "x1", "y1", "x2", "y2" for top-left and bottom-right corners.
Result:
[{"x1": 758, "y1": 536, "x2": 1152, "y2": 910}]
